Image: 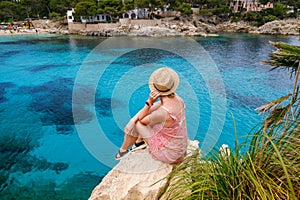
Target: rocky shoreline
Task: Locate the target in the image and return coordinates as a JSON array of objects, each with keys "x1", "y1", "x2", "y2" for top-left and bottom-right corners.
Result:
[
  {"x1": 11, "y1": 18, "x2": 298, "y2": 37},
  {"x1": 70, "y1": 18, "x2": 300, "y2": 37}
]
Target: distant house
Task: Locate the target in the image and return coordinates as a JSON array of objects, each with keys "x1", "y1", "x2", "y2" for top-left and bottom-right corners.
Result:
[
  {"x1": 67, "y1": 8, "x2": 110, "y2": 23},
  {"x1": 67, "y1": 9, "x2": 74, "y2": 23},
  {"x1": 230, "y1": 0, "x2": 273, "y2": 13},
  {"x1": 123, "y1": 8, "x2": 150, "y2": 19},
  {"x1": 80, "y1": 14, "x2": 110, "y2": 23},
  {"x1": 123, "y1": 10, "x2": 137, "y2": 19}
]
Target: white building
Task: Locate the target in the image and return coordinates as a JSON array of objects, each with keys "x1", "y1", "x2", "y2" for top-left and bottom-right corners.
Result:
[
  {"x1": 123, "y1": 8, "x2": 150, "y2": 19},
  {"x1": 80, "y1": 14, "x2": 110, "y2": 23},
  {"x1": 67, "y1": 8, "x2": 110, "y2": 23},
  {"x1": 67, "y1": 9, "x2": 74, "y2": 23}
]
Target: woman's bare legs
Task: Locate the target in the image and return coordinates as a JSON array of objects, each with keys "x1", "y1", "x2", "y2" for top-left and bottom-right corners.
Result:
[
  {"x1": 116, "y1": 119, "x2": 153, "y2": 159},
  {"x1": 135, "y1": 121, "x2": 152, "y2": 139},
  {"x1": 120, "y1": 134, "x2": 137, "y2": 152},
  {"x1": 118, "y1": 122, "x2": 152, "y2": 151},
  {"x1": 115, "y1": 133, "x2": 137, "y2": 159}
]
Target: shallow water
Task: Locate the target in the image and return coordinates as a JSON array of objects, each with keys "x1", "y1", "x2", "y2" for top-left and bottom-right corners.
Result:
[{"x1": 0, "y1": 33, "x2": 299, "y2": 199}]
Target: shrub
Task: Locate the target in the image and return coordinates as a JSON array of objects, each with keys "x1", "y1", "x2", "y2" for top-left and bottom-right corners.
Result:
[
  {"x1": 263, "y1": 14, "x2": 277, "y2": 23},
  {"x1": 177, "y1": 2, "x2": 193, "y2": 16},
  {"x1": 198, "y1": 9, "x2": 213, "y2": 17},
  {"x1": 165, "y1": 116, "x2": 299, "y2": 199},
  {"x1": 49, "y1": 12, "x2": 63, "y2": 21}
]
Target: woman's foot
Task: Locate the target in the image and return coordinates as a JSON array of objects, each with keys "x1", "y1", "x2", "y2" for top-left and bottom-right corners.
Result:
[
  {"x1": 131, "y1": 141, "x2": 147, "y2": 152},
  {"x1": 115, "y1": 149, "x2": 129, "y2": 160}
]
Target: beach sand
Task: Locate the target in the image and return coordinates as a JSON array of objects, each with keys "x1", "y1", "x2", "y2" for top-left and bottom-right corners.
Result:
[{"x1": 0, "y1": 28, "x2": 45, "y2": 36}]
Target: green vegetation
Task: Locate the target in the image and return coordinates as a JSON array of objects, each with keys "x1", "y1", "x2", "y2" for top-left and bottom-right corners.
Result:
[
  {"x1": 164, "y1": 42, "x2": 300, "y2": 199},
  {"x1": 242, "y1": 3, "x2": 290, "y2": 26},
  {"x1": 177, "y1": 2, "x2": 193, "y2": 16},
  {"x1": 0, "y1": 0, "x2": 192, "y2": 22},
  {"x1": 0, "y1": 0, "x2": 299, "y2": 24},
  {"x1": 74, "y1": 0, "x2": 97, "y2": 20},
  {"x1": 195, "y1": 0, "x2": 232, "y2": 20}
]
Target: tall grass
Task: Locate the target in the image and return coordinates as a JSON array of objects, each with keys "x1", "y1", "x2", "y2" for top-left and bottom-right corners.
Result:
[{"x1": 164, "y1": 118, "x2": 299, "y2": 200}]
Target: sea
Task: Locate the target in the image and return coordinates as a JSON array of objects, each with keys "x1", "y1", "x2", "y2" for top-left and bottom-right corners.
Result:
[{"x1": 0, "y1": 33, "x2": 299, "y2": 199}]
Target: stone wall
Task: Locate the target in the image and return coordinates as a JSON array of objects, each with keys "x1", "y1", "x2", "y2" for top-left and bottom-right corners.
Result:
[
  {"x1": 68, "y1": 22, "x2": 85, "y2": 32},
  {"x1": 68, "y1": 22, "x2": 121, "y2": 33},
  {"x1": 130, "y1": 19, "x2": 161, "y2": 27},
  {"x1": 69, "y1": 19, "x2": 161, "y2": 33}
]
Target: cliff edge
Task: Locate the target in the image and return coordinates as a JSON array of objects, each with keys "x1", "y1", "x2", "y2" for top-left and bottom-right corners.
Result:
[{"x1": 89, "y1": 140, "x2": 200, "y2": 200}]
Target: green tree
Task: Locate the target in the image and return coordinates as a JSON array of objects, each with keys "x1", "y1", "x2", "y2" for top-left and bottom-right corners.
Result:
[
  {"x1": 245, "y1": 11, "x2": 262, "y2": 21},
  {"x1": 148, "y1": 0, "x2": 164, "y2": 11},
  {"x1": 20, "y1": 0, "x2": 47, "y2": 19},
  {"x1": 272, "y1": 2, "x2": 287, "y2": 19},
  {"x1": 262, "y1": 14, "x2": 277, "y2": 23},
  {"x1": 212, "y1": 5, "x2": 231, "y2": 19},
  {"x1": 0, "y1": 1, "x2": 19, "y2": 21},
  {"x1": 124, "y1": 0, "x2": 135, "y2": 11},
  {"x1": 198, "y1": 8, "x2": 213, "y2": 16},
  {"x1": 177, "y1": 2, "x2": 193, "y2": 16},
  {"x1": 74, "y1": 0, "x2": 97, "y2": 18},
  {"x1": 49, "y1": 0, "x2": 74, "y2": 17},
  {"x1": 98, "y1": 0, "x2": 123, "y2": 19},
  {"x1": 164, "y1": 0, "x2": 181, "y2": 10},
  {"x1": 196, "y1": 0, "x2": 232, "y2": 19}
]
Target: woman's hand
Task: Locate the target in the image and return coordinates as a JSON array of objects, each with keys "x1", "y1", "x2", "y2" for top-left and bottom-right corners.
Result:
[{"x1": 148, "y1": 91, "x2": 160, "y2": 105}]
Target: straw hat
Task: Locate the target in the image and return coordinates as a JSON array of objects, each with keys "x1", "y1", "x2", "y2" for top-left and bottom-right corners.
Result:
[{"x1": 148, "y1": 67, "x2": 179, "y2": 96}]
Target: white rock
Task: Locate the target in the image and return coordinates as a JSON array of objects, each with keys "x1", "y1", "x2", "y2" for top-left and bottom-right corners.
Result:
[
  {"x1": 170, "y1": 24, "x2": 177, "y2": 29},
  {"x1": 89, "y1": 140, "x2": 200, "y2": 200}
]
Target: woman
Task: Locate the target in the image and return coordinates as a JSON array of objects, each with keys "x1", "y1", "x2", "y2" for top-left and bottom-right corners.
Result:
[{"x1": 115, "y1": 67, "x2": 188, "y2": 164}]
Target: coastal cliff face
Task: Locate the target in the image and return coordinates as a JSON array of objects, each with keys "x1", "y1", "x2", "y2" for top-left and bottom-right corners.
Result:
[
  {"x1": 215, "y1": 19, "x2": 300, "y2": 35},
  {"x1": 32, "y1": 18, "x2": 300, "y2": 36},
  {"x1": 89, "y1": 140, "x2": 200, "y2": 200}
]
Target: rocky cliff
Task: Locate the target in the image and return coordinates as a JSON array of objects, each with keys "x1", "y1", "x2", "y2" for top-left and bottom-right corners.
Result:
[
  {"x1": 32, "y1": 18, "x2": 299, "y2": 36},
  {"x1": 78, "y1": 18, "x2": 300, "y2": 36},
  {"x1": 253, "y1": 19, "x2": 300, "y2": 35},
  {"x1": 89, "y1": 140, "x2": 200, "y2": 200},
  {"x1": 208, "y1": 19, "x2": 300, "y2": 35}
]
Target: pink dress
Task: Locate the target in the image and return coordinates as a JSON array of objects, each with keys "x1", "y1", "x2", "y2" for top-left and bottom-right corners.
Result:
[{"x1": 147, "y1": 103, "x2": 188, "y2": 164}]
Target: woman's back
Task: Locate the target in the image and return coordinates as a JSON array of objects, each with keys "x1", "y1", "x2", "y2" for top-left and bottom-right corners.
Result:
[
  {"x1": 148, "y1": 94, "x2": 188, "y2": 164},
  {"x1": 160, "y1": 94, "x2": 186, "y2": 128}
]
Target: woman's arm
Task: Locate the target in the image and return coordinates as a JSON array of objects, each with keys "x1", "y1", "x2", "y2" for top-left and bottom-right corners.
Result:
[
  {"x1": 137, "y1": 91, "x2": 160, "y2": 121},
  {"x1": 149, "y1": 101, "x2": 161, "y2": 112},
  {"x1": 126, "y1": 91, "x2": 160, "y2": 124}
]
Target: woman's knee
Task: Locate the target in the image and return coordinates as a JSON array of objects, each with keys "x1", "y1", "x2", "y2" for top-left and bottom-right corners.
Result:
[
  {"x1": 136, "y1": 121, "x2": 152, "y2": 138},
  {"x1": 135, "y1": 121, "x2": 145, "y2": 130}
]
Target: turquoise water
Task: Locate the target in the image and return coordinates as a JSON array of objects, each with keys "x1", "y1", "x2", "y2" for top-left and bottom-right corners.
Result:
[{"x1": 0, "y1": 34, "x2": 299, "y2": 199}]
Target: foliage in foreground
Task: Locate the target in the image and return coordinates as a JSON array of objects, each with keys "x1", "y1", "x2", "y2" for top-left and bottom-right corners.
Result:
[
  {"x1": 165, "y1": 119, "x2": 299, "y2": 199},
  {"x1": 164, "y1": 42, "x2": 300, "y2": 199}
]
